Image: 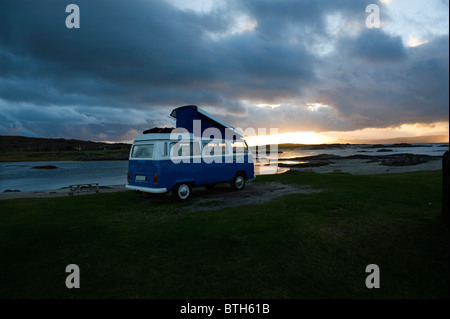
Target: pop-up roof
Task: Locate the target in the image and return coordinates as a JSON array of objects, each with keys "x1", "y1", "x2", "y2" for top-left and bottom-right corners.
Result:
[{"x1": 170, "y1": 105, "x2": 243, "y2": 140}]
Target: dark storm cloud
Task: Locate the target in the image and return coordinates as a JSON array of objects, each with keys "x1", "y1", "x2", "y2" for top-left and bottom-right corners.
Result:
[
  {"x1": 348, "y1": 29, "x2": 406, "y2": 62},
  {"x1": 1, "y1": 0, "x2": 223, "y2": 101},
  {"x1": 312, "y1": 34, "x2": 449, "y2": 131},
  {"x1": 0, "y1": 0, "x2": 448, "y2": 141},
  {"x1": 220, "y1": 33, "x2": 448, "y2": 134},
  {"x1": 239, "y1": 0, "x2": 370, "y2": 39}
]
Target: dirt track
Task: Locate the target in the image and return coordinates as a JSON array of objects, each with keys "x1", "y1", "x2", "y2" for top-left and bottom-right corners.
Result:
[
  {"x1": 0, "y1": 181, "x2": 322, "y2": 212},
  {"x1": 124, "y1": 180, "x2": 321, "y2": 211},
  {"x1": 184, "y1": 181, "x2": 322, "y2": 210}
]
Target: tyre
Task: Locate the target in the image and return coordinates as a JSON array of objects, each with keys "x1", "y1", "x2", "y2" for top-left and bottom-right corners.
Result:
[
  {"x1": 231, "y1": 173, "x2": 246, "y2": 191},
  {"x1": 172, "y1": 183, "x2": 192, "y2": 201}
]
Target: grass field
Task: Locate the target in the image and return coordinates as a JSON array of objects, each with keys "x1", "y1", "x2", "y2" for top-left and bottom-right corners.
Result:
[
  {"x1": 0, "y1": 170, "x2": 448, "y2": 299},
  {"x1": 0, "y1": 135, "x2": 131, "y2": 162}
]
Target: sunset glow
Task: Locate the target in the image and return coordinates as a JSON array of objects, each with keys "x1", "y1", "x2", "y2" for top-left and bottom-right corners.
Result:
[
  {"x1": 245, "y1": 132, "x2": 333, "y2": 146},
  {"x1": 245, "y1": 121, "x2": 449, "y2": 146},
  {"x1": 322, "y1": 122, "x2": 449, "y2": 143}
]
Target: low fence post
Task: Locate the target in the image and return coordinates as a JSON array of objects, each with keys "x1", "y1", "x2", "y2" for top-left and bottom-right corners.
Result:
[{"x1": 443, "y1": 151, "x2": 449, "y2": 220}]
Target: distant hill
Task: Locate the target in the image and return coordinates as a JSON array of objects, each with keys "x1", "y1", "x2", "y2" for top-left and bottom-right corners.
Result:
[
  {"x1": 336, "y1": 135, "x2": 449, "y2": 145},
  {"x1": 0, "y1": 135, "x2": 131, "y2": 152}
]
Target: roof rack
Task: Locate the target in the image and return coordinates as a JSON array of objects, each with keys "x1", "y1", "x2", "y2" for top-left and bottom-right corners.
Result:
[{"x1": 143, "y1": 127, "x2": 175, "y2": 134}]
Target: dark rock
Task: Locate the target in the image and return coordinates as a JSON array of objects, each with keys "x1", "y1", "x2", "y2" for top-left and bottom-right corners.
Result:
[
  {"x1": 345, "y1": 154, "x2": 377, "y2": 159},
  {"x1": 376, "y1": 149, "x2": 393, "y2": 152},
  {"x1": 381, "y1": 154, "x2": 432, "y2": 166},
  {"x1": 4, "y1": 189, "x2": 21, "y2": 192},
  {"x1": 392, "y1": 143, "x2": 414, "y2": 147},
  {"x1": 32, "y1": 165, "x2": 59, "y2": 169},
  {"x1": 278, "y1": 160, "x2": 333, "y2": 168}
]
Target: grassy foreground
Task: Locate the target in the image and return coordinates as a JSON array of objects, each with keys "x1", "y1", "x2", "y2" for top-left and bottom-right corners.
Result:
[{"x1": 0, "y1": 170, "x2": 448, "y2": 299}]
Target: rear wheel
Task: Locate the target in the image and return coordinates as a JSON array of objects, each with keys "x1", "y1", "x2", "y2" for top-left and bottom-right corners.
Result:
[
  {"x1": 172, "y1": 183, "x2": 192, "y2": 201},
  {"x1": 231, "y1": 173, "x2": 246, "y2": 191}
]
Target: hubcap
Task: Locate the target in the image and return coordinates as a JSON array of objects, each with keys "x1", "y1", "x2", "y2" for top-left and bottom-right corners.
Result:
[
  {"x1": 235, "y1": 176, "x2": 244, "y2": 189},
  {"x1": 178, "y1": 184, "x2": 190, "y2": 199}
]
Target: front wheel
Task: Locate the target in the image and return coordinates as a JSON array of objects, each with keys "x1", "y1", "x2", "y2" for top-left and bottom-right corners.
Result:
[
  {"x1": 231, "y1": 173, "x2": 246, "y2": 191},
  {"x1": 172, "y1": 183, "x2": 192, "y2": 201}
]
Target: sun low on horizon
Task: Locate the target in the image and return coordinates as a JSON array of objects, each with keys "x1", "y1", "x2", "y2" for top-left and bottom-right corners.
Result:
[
  {"x1": 245, "y1": 132, "x2": 333, "y2": 146},
  {"x1": 243, "y1": 121, "x2": 449, "y2": 146}
]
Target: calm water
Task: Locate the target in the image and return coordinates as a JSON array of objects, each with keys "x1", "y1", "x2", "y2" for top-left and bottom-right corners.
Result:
[
  {"x1": 1, "y1": 143, "x2": 448, "y2": 192},
  {"x1": 0, "y1": 161, "x2": 128, "y2": 192}
]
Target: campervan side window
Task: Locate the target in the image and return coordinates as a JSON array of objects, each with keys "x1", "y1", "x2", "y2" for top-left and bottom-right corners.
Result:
[
  {"x1": 170, "y1": 141, "x2": 201, "y2": 157},
  {"x1": 202, "y1": 141, "x2": 227, "y2": 156},
  {"x1": 231, "y1": 141, "x2": 248, "y2": 154},
  {"x1": 131, "y1": 144, "x2": 154, "y2": 158}
]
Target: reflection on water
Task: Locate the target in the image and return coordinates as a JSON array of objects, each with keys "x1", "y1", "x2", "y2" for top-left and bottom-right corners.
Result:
[
  {"x1": 254, "y1": 164, "x2": 289, "y2": 175},
  {"x1": 277, "y1": 161, "x2": 308, "y2": 165}
]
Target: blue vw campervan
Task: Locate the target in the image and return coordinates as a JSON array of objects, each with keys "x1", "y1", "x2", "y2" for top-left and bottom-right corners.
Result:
[{"x1": 126, "y1": 105, "x2": 255, "y2": 200}]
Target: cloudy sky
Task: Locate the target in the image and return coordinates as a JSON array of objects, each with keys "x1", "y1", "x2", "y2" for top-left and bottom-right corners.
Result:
[{"x1": 0, "y1": 0, "x2": 448, "y2": 144}]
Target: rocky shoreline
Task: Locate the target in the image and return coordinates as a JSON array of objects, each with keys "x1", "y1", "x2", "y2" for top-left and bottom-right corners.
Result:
[{"x1": 277, "y1": 153, "x2": 442, "y2": 168}]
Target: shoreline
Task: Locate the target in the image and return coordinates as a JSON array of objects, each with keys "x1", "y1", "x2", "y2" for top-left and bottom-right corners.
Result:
[
  {"x1": 285, "y1": 157, "x2": 442, "y2": 175},
  {"x1": 0, "y1": 157, "x2": 443, "y2": 200},
  {"x1": 275, "y1": 152, "x2": 444, "y2": 174},
  {"x1": 0, "y1": 184, "x2": 127, "y2": 200}
]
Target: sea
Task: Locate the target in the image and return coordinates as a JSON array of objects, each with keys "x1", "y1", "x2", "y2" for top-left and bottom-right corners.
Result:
[
  {"x1": 0, "y1": 143, "x2": 448, "y2": 192},
  {"x1": 0, "y1": 160, "x2": 129, "y2": 193}
]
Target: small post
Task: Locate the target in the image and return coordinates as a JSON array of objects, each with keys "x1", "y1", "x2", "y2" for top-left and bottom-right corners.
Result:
[{"x1": 443, "y1": 151, "x2": 449, "y2": 220}]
